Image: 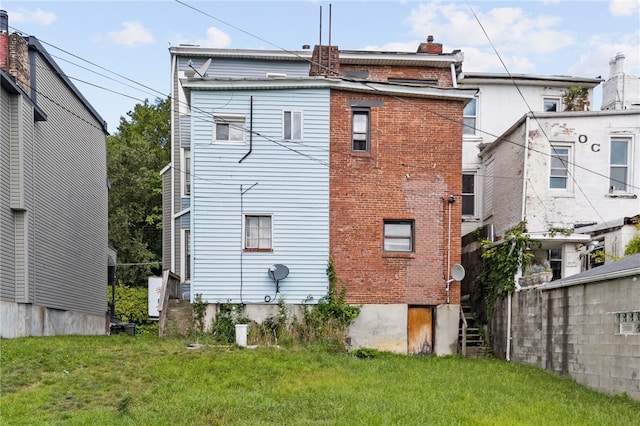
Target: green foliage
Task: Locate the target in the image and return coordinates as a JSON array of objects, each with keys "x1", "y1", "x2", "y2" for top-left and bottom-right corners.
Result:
[
  {"x1": 117, "y1": 393, "x2": 133, "y2": 416},
  {"x1": 211, "y1": 303, "x2": 250, "y2": 344},
  {"x1": 476, "y1": 221, "x2": 538, "y2": 320},
  {"x1": 353, "y1": 348, "x2": 379, "y2": 359},
  {"x1": 562, "y1": 85, "x2": 590, "y2": 111},
  {"x1": 107, "y1": 98, "x2": 171, "y2": 287},
  {"x1": 624, "y1": 224, "x2": 640, "y2": 256},
  {"x1": 108, "y1": 284, "x2": 149, "y2": 324}
]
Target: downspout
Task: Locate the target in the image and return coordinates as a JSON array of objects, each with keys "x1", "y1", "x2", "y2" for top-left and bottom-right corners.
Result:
[
  {"x1": 450, "y1": 63, "x2": 458, "y2": 88},
  {"x1": 506, "y1": 292, "x2": 512, "y2": 361},
  {"x1": 170, "y1": 53, "x2": 177, "y2": 272},
  {"x1": 239, "y1": 96, "x2": 253, "y2": 163}
]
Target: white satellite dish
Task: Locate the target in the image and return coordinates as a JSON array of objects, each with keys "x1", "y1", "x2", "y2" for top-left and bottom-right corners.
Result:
[
  {"x1": 451, "y1": 264, "x2": 466, "y2": 281},
  {"x1": 188, "y1": 58, "x2": 212, "y2": 78}
]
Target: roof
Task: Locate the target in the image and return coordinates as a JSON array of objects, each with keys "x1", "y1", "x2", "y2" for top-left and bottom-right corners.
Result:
[
  {"x1": 1, "y1": 69, "x2": 47, "y2": 121},
  {"x1": 540, "y1": 253, "x2": 640, "y2": 290},
  {"x1": 26, "y1": 36, "x2": 108, "y2": 133},
  {"x1": 458, "y1": 72, "x2": 602, "y2": 88},
  {"x1": 574, "y1": 215, "x2": 640, "y2": 234}
]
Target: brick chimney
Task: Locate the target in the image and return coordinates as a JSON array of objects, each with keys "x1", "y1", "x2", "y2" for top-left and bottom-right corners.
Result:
[
  {"x1": 417, "y1": 35, "x2": 442, "y2": 54},
  {"x1": 309, "y1": 45, "x2": 340, "y2": 77},
  {"x1": 0, "y1": 10, "x2": 8, "y2": 72}
]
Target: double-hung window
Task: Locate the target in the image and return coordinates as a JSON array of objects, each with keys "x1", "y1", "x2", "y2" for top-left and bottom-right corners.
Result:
[
  {"x1": 244, "y1": 215, "x2": 272, "y2": 251},
  {"x1": 183, "y1": 148, "x2": 191, "y2": 195},
  {"x1": 183, "y1": 230, "x2": 191, "y2": 282},
  {"x1": 463, "y1": 98, "x2": 476, "y2": 135},
  {"x1": 352, "y1": 108, "x2": 370, "y2": 152},
  {"x1": 283, "y1": 111, "x2": 302, "y2": 141},
  {"x1": 610, "y1": 137, "x2": 630, "y2": 192},
  {"x1": 550, "y1": 145, "x2": 570, "y2": 189},
  {"x1": 383, "y1": 220, "x2": 414, "y2": 252},
  {"x1": 462, "y1": 173, "x2": 476, "y2": 217},
  {"x1": 214, "y1": 116, "x2": 245, "y2": 143}
]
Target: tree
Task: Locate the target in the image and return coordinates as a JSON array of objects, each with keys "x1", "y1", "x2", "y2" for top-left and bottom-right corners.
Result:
[{"x1": 107, "y1": 98, "x2": 171, "y2": 286}]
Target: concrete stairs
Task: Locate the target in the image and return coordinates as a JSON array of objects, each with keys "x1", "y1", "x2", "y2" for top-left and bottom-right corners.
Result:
[{"x1": 164, "y1": 298, "x2": 194, "y2": 338}]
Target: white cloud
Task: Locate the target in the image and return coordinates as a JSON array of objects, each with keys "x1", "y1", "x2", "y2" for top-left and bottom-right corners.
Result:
[
  {"x1": 7, "y1": 8, "x2": 56, "y2": 26},
  {"x1": 108, "y1": 21, "x2": 154, "y2": 47},
  {"x1": 568, "y1": 31, "x2": 640, "y2": 78},
  {"x1": 194, "y1": 27, "x2": 232, "y2": 48},
  {"x1": 609, "y1": 0, "x2": 640, "y2": 16}
]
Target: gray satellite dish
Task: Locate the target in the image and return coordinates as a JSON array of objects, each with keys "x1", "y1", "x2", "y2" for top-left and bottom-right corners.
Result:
[
  {"x1": 188, "y1": 58, "x2": 212, "y2": 78},
  {"x1": 266, "y1": 264, "x2": 289, "y2": 303},
  {"x1": 451, "y1": 264, "x2": 466, "y2": 281}
]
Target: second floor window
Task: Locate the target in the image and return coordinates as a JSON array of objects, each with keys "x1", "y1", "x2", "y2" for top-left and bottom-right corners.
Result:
[
  {"x1": 463, "y1": 98, "x2": 476, "y2": 135},
  {"x1": 543, "y1": 98, "x2": 560, "y2": 112},
  {"x1": 462, "y1": 173, "x2": 476, "y2": 216},
  {"x1": 383, "y1": 220, "x2": 414, "y2": 252},
  {"x1": 283, "y1": 111, "x2": 302, "y2": 141},
  {"x1": 183, "y1": 148, "x2": 191, "y2": 195},
  {"x1": 245, "y1": 215, "x2": 272, "y2": 251},
  {"x1": 550, "y1": 145, "x2": 570, "y2": 189},
  {"x1": 214, "y1": 116, "x2": 245, "y2": 143},
  {"x1": 610, "y1": 137, "x2": 630, "y2": 192},
  {"x1": 352, "y1": 108, "x2": 370, "y2": 152}
]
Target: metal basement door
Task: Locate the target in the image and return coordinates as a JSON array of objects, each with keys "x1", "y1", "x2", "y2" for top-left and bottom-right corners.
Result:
[{"x1": 408, "y1": 306, "x2": 433, "y2": 355}]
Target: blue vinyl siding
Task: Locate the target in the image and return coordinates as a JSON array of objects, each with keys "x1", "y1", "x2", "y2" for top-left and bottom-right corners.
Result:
[
  {"x1": 190, "y1": 88, "x2": 329, "y2": 304},
  {"x1": 179, "y1": 57, "x2": 310, "y2": 79},
  {"x1": 180, "y1": 197, "x2": 190, "y2": 229}
]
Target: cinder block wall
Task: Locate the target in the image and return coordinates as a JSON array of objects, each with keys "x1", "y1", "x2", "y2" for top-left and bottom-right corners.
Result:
[{"x1": 493, "y1": 277, "x2": 640, "y2": 400}]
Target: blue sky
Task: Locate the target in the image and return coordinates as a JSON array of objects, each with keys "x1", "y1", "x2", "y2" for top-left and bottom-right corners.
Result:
[{"x1": 2, "y1": 0, "x2": 639, "y2": 132}]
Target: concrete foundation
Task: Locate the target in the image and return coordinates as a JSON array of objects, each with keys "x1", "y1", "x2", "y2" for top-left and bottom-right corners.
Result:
[{"x1": 0, "y1": 301, "x2": 107, "y2": 338}]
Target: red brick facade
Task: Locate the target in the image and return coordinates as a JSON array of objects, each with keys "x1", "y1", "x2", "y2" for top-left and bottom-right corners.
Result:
[{"x1": 329, "y1": 90, "x2": 463, "y2": 306}]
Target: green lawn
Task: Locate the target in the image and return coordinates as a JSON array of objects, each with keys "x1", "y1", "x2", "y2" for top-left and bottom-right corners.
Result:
[{"x1": 1, "y1": 335, "x2": 638, "y2": 425}]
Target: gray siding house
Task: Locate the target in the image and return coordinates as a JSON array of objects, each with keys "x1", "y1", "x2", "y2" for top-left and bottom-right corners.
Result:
[{"x1": 0, "y1": 12, "x2": 109, "y2": 337}]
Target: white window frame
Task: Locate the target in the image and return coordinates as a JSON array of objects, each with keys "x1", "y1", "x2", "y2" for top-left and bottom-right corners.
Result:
[
  {"x1": 463, "y1": 98, "x2": 477, "y2": 135},
  {"x1": 182, "y1": 148, "x2": 191, "y2": 196},
  {"x1": 352, "y1": 108, "x2": 370, "y2": 152},
  {"x1": 543, "y1": 97, "x2": 561, "y2": 112},
  {"x1": 609, "y1": 136, "x2": 631, "y2": 192},
  {"x1": 549, "y1": 144, "x2": 572, "y2": 190},
  {"x1": 383, "y1": 220, "x2": 414, "y2": 253},
  {"x1": 213, "y1": 115, "x2": 246, "y2": 144},
  {"x1": 462, "y1": 172, "x2": 477, "y2": 218},
  {"x1": 181, "y1": 229, "x2": 191, "y2": 283},
  {"x1": 283, "y1": 110, "x2": 303, "y2": 141},
  {"x1": 243, "y1": 214, "x2": 273, "y2": 251}
]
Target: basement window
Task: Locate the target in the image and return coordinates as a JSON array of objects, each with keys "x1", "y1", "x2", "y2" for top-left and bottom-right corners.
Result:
[{"x1": 614, "y1": 311, "x2": 640, "y2": 335}]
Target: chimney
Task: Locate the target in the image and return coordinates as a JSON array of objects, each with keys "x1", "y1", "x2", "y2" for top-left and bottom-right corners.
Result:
[
  {"x1": 0, "y1": 10, "x2": 8, "y2": 72},
  {"x1": 309, "y1": 45, "x2": 340, "y2": 77},
  {"x1": 614, "y1": 52, "x2": 625, "y2": 75},
  {"x1": 417, "y1": 35, "x2": 442, "y2": 54}
]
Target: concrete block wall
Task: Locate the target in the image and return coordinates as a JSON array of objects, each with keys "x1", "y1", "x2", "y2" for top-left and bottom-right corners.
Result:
[{"x1": 492, "y1": 276, "x2": 640, "y2": 400}]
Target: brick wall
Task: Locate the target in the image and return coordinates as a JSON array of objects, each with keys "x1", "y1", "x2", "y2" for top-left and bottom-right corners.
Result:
[
  {"x1": 330, "y1": 90, "x2": 464, "y2": 305},
  {"x1": 341, "y1": 64, "x2": 453, "y2": 87}
]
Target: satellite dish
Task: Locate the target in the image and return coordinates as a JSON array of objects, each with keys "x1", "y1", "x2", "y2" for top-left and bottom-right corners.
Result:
[
  {"x1": 188, "y1": 58, "x2": 212, "y2": 78},
  {"x1": 451, "y1": 264, "x2": 466, "y2": 281},
  {"x1": 268, "y1": 264, "x2": 289, "y2": 282}
]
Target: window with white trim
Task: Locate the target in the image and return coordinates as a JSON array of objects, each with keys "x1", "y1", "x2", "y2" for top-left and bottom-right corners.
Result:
[
  {"x1": 462, "y1": 173, "x2": 476, "y2": 217},
  {"x1": 183, "y1": 230, "x2": 191, "y2": 282},
  {"x1": 183, "y1": 148, "x2": 191, "y2": 195},
  {"x1": 609, "y1": 137, "x2": 630, "y2": 192},
  {"x1": 549, "y1": 145, "x2": 570, "y2": 189},
  {"x1": 214, "y1": 115, "x2": 245, "y2": 143},
  {"x1": 283, "y1": 111, "x2": 302, "y2": 141},
  {"x1": 543, "y1": 97, "x2": 560, "y2": 112},
  {"x1": 383, "y1": 220, "x2": 414, "y2": 252},
  {"x1": 352, "y1": 108, "x2": 370, "y2": 152},
  {"x1": 244, "y1": 215, "x2": 272, "y2": 251},
  {"x1": 463, "y1": 98, "x2": 476, "y2": 135}
]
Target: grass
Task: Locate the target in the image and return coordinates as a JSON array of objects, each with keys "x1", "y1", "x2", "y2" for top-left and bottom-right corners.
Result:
[{"x1": 1, "y1": 335, "x2": 639, "y2": 425}]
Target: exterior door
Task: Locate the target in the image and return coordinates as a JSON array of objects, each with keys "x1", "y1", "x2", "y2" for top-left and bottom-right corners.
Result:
[{"x1": 408, "y1": 306, "x2": 433, "y2": 355}]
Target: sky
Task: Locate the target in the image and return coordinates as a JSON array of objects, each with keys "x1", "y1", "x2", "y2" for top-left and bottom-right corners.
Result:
[{"x1": 1, "y1": 0, "x2": 639, "y2": 133}]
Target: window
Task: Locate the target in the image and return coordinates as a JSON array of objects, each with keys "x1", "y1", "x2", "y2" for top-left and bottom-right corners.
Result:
[
  {"x1": 244, "y1": 215, "x2": 272, "y2": 251},
  {"x1": 543, "y1": 98, "x2": 560, "y2": 112},
  {"x1": 283, "y1": 111, "x2": 302, "y2": 141},
  {"x1": 614, "y1": 311, "x2": 640, "y2": 335},
  {"x1": 384, "y1": 220, "x2": 414, "y2": 252},
  {"x1": 463, "y1": 98, "x2": 476, "y2": 135},
  {"x1": 548, "y1": 249, "x2": 562, "y2": 280},
  {"x1": 352, "y1": 108, "x2": 370, "y2": 152},
  {"x1": 550, "y1": 145, "x2": 570, "y2": 189},
  {"x1": 610, "y1": 137, "x2": 630, "y2": 191},
  {"x1": 214, "y1": 116, "x2": 245, "y2": 143},
  {"x1": 462, "y1": 173, "x2": 476, "y2": 216},
  {"x1": 183, "y1": 230, "x2": 191, "y2": 282},
  {"x1": 183, "y1": 148, "x2": 191, "y2": 195}
]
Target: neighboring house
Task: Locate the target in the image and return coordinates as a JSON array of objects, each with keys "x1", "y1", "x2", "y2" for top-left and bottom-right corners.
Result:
[
  {"x1": 492, "y1": 253, "x2": 640, "y2": 400},
  {"x1": 456, "y1": 72, "x2": 602, "y2": 236},
  {"x1": 163, "y1": 36, "x2": 475, "y2": 355},
  {"x1": 573, "y1": 215, "x2": 640, "y2": 269},
  {"x1": 0, "y1": 11, "x2": 109, "y2": 338}
]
